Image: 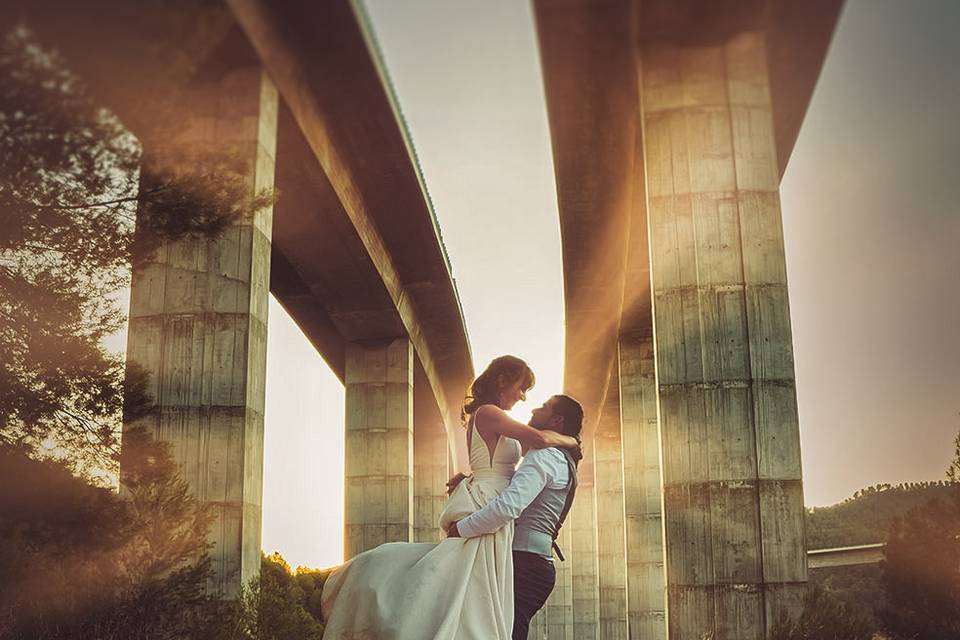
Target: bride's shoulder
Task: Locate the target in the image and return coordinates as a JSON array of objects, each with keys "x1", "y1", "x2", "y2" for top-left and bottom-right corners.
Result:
[
  {"x1": 473, "y1": 404, "x2": 508, "y2": 437},
  {"x1": 473, "y1": 404, "x2": 506, "y2": 422},
  {"x1": 474, "y1": 403, "x2": 504, "y2": 417}
]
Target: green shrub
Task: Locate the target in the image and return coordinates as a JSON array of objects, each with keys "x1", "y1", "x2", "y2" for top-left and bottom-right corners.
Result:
[
  {"x1": 0, "y1": 433, "x2": 221, "y2": 640},
  {"x1": 770, "y1": 587, "x2": 875, "y2": 640},
  {"x1": 226, "y1": 553, "x2": 329, "y2": 640}
]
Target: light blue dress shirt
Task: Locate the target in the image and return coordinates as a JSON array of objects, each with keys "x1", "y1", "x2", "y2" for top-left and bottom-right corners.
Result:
[{"x1": 456, "y1": 447, "x2": 571, "y2": 558}]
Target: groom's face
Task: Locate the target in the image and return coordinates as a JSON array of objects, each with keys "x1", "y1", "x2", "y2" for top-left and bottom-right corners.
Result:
[{"x1": 529, "y1": 396, "x2": 562, "y2": 431}]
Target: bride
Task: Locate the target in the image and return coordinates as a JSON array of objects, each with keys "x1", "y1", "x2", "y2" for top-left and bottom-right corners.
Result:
[{"x1": 321, "y1": 355, "x2": 580, "y2": 639}]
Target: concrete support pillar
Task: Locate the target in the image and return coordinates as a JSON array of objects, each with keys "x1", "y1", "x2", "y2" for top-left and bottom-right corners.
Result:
[
  {"x1": 638, "y1": 32, "x2": 807, "y2": 638},
  {"x1": 529, "y1": 524, "x2": 574, "y2": 639},
  {"x1": 620, "y1": 332, "x2": 667, "y2": 639},
  {"x1": 542, "y1": 523, "x2": 574, "y2": 639},
  {"x1": 344, "y1": 338, "x2": 414, "y2": 558},
  {"x1": 413, "y1": 405, "x2": 448, "y2": 543},
  {"x1": 571, "y1": 466, "x2": 600, "y2": 640},
  {"x1": 528, "y1": 608, "x2": 547, "y2": 640},
  {"x1": 123, "y1": 67, "x2": 277, "y2": 598},
  {"x1": 595, "y1": 385, "x2": 629, "y2": 639}
]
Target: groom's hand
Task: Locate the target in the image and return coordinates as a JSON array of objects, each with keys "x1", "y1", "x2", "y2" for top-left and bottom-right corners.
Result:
[
  {"x1": 445, "y1": 472, "x2": 470, "y2": 496},
  {"x1": 446, "y1": 520, "x2": 461, "y2": 538}
]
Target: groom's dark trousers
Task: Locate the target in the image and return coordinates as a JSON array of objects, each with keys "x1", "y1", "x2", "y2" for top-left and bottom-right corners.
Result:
[{"x1": 512, "y1": 551, "x2": 556, "y2": 640}]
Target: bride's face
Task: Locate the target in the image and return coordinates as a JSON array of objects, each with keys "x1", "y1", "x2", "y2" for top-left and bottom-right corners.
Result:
[{"x1": 498, "y1": 378, "x2": 528, "y2": 410}]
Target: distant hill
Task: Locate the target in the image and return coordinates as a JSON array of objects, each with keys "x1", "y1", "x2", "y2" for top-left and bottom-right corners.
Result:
[
  {"x1": 806, "y1": 481, "x2": 956, "y2": 550},
  {"x1": 805, "y1": 481, "x2": 958, "y2": 630}
]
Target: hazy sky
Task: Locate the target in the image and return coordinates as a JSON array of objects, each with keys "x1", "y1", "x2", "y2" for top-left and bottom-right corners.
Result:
[
  {"x1": 261, "y1": 297, "x2": 344, "y2": 569},
  {"x1": 780, "y1": 0, "x2": 960, "y2": 507},
  {"x1": 252, "y1": 0, "x2": 960, "y2": 568}
]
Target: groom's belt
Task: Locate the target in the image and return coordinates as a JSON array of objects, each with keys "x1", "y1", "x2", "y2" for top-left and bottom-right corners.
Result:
[{"x1": 513, "y1": 527, "x2": 555, "y2": 559}]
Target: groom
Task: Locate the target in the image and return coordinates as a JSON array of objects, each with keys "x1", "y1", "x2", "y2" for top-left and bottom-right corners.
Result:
[{"x1": 447, "y1": 394, "x2": 584, "y2": 640}]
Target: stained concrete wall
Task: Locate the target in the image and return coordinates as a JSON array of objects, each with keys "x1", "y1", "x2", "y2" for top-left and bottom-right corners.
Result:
[
  {"x1": 529, "y1": 607, "x2": 546, "y2": 639},
  {"x1": 344, "y1": 338, "x2": 415, "y2": 558},
  {"x1": 547, "y1": 523, "x2": 575, "y2": 639},
  {"x1": 595, "y1": 385, "x2": 629, "y2": 639},
  {"x1": 413, "y1": 413, "x2": 448, "y2": 543},
  {"x1": 571, "y1": 471, "x2": 600, "y2": 640},
  {"x1": 123, "y1": 66, "x2": 277, "y2": 598},
  {"x1": 620, "y1": 333, "x2": 667, "y2": 639},
  {"x1": 639, "y1": 32, "x2": 807, "y2": 638},
  {"x1": 528, "y1": 524, "x2": 574, "y2": 639}
]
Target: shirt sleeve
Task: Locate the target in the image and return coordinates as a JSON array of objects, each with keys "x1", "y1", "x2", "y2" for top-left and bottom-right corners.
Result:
[{"x1": 456, "y1": 449, "x2": 561, "y2": 538}]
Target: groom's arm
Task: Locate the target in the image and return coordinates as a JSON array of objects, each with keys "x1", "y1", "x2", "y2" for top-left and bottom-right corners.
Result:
[{"x1": 454, "y1": 449, "x2": 557, "y2": 538}]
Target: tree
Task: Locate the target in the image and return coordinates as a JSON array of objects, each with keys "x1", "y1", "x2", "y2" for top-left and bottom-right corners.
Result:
[
  {"x1": 226, "y1": 554, "x2": 328, "y2": 640},
  {"x1": 0, "y1": 24, "x2": 270, "y2": 470},
  {"x1": 293, "y1": 565, "x2": 330, "y2": 628},
  {"x1": 878, "y1": 424, "x2": 960, "y2": 639},
  {"x1": 946, "y1": 426, "x2": 960, "y2": 488},
  {"x1": 0, "y1": 428, "x2": 222, "y2": 640},
  {"x1": 0, "y1": 441, "x2": 133, "y2": 637},
  {"x1": 0, "y1": 429, "x2": 338, "y2": 640},
  {"x1": 769, "y1": 586, "x2": 875, "y2": 640}
]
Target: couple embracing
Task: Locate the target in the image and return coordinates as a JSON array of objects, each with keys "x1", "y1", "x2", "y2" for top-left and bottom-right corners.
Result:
[{"x1": 322, "y1": 355, "x2": 584, "y2": 639}]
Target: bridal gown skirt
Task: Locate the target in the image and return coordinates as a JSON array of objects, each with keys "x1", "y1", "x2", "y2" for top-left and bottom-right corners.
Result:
[{"x1": 321, "y1": 472, "x2": 514, "y2": 640}]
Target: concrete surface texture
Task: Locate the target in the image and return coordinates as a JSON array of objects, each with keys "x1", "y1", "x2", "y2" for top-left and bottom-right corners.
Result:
[
  {"x1": 344, "y1": 338, "x2": 415, "y2": 557},
  {"x1": 594, "y1": 383, "x2": 629, "y2": 639},
  {"x1": 531, "y1": 524, "x2": 575, "y2": 639},
  {"x1": 640, "y1": 30, "x2": 807, "y2": 639},
  {"x1": 533, "y1": 0, "x2": 838, "y2": 636},
  {"x1": 414, "y1": 364, "x2": 450, "y2": 544},
  {"x1": 570, "y1": 475, "x2": 601, "y2": 639},
  {"x1": 620, "y1": 333, "x2": 667, "y2": 640},
  {"x1": 123, "y1": 65, "x2": 277, "y2": 599}
]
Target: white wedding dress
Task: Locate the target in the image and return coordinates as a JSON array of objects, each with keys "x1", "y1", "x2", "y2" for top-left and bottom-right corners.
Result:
[{"x1": 321, "y1": 417, "x2": 521, "y2": 639}]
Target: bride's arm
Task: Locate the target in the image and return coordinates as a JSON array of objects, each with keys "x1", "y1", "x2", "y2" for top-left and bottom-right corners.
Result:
[{"x1": 475, "y1": 405, "x2": 578, "y2": 450}]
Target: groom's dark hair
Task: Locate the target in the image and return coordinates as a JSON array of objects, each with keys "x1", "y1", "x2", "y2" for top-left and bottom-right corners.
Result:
[{"x1": 552, "y1": 395, "x2": 584, "y2": 438}]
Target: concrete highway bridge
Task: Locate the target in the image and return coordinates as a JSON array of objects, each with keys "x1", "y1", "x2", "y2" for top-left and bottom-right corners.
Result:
[{"x1": 15, "y1": 0, "x2": 842, "y2": 638}]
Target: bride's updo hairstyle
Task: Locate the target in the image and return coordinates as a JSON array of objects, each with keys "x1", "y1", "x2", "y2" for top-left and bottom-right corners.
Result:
[{"x1": 462, "y1": 355, "x2": 535, "y2": 422}]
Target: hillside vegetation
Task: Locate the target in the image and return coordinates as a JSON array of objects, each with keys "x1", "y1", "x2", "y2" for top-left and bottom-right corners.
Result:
[{"x1": 806, "y1": 481, "x2": 955, "y2": 549}]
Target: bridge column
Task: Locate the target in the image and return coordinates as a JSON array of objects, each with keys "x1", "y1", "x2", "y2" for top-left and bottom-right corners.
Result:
[
  {"x1": 541, "y1": 523, "x2": 574, "y2": 639},
  {"x1": 620, "y1": 332, "x2": 667, "y2": 639},
  {"x1": 123, "y1": 66, "x2": 277, "y2": 598},
  {"x1": 344, "y1": 338, "x2": 414, "y2": 558},
  {"x1": 639, "y1": 32, "x2": 807, "y2": 638},
  {"x1": 595, "y1": 385, "x2": 629, "y2": 639},
  {"x1": 528, "y1": 524, "x2": 573, "y2": 639},
  {"x1": 528, "y1": 608, "x2": 546, "y2": 639},
  {"x1": 571, "y1": 463, "x2": 600, "y2": 640},
  {"x1": 413, "y1": 381, "x2": 448, "y2": 543}
]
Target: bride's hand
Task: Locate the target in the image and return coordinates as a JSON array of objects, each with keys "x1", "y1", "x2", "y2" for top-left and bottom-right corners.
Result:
[
  {"x1": 569, "y1": 434, "x2": 583, "y2": 462},
  {"x1": 445, "y1": 472, "x2": 470, "y2": 496},
  {"x1": 540, "y1": 429, "x2": 580, "y2": 454}
]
